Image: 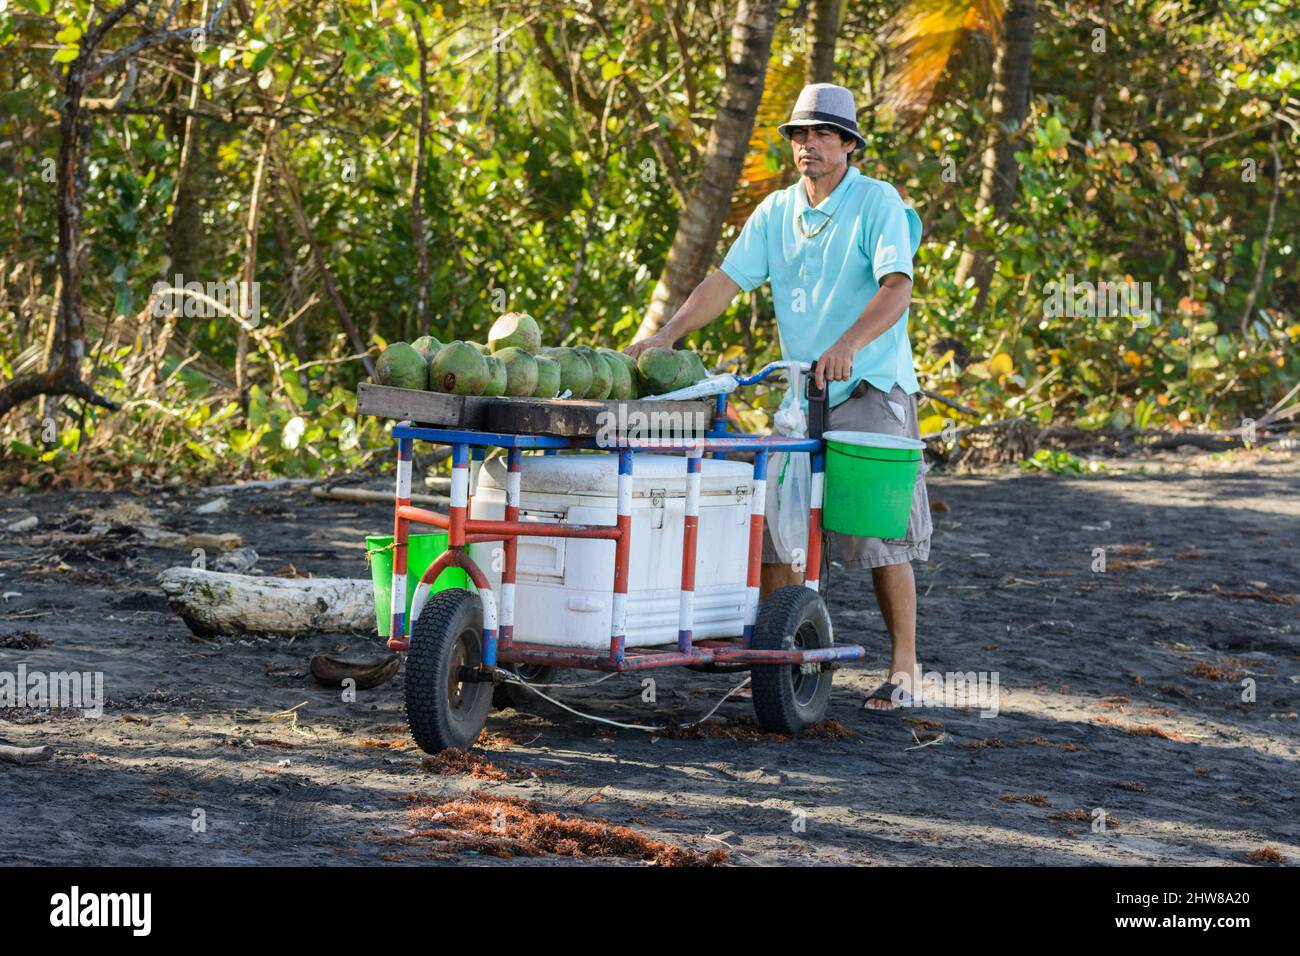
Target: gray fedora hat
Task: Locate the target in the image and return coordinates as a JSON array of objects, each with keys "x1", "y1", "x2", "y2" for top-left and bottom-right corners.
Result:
[{"x1": 778, "y1": 83, "x2": 867, "y2": 151}]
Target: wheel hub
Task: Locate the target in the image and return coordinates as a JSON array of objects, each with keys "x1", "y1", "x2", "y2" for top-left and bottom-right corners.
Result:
[
  {"x1": 789, "y1": 621, "x2": 823, "y2": 706},
  {"x1": 446, "y1": 629, "x2": 481, "y2": 711}
]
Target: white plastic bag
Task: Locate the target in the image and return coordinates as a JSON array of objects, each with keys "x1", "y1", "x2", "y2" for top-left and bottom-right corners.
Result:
[
  {"x1": 642, "y1": 373, "x2": 740, "y2": 402},
  {"x1": 764, "y1": 364, "x2": 811, "y2": 565}
]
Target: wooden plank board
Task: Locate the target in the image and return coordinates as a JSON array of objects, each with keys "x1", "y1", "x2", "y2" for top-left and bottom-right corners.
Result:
[
  {"x1": 487, "y1": 396, "x2": 714, "y2": 437},
  {"x1": 355, "y1": 383, "x2": 490, "y2": 428},
  {"x1": 357, "y1": 383, "x2": 713, "y2": 438}
]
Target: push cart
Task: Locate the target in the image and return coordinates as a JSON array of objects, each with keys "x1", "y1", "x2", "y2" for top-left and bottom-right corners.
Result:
[{"x1": 366, "y1": 362, "x2": 867, "y2": 753}]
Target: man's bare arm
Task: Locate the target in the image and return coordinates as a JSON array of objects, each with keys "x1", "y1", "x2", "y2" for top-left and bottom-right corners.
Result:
[
  {"x1": 814, "y1": 273, "x2": 913, "y2": 388},
  {"x1": 625, "y1": 271, "x2": 742, "y2": 360}
]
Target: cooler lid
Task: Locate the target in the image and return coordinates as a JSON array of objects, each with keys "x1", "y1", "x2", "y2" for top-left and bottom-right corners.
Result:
[{"x1": 478, "y1": 452, "x2": 753, "y2": 498}]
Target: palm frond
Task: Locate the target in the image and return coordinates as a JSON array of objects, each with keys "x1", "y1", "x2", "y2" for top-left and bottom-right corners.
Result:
[{"x1": 883, "y1": 0, "x2": 1005, "y2": 123}]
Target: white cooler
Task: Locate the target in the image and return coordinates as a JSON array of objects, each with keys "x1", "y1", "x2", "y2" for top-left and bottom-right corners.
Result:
[{"x1": 470, "y1": 452, "x2": 755, "y2": 649}]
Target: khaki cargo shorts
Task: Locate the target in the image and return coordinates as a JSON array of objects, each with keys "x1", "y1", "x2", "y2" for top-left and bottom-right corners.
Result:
[{"x1": 763, "y1": 381, "x2": 932, "y2": 570}]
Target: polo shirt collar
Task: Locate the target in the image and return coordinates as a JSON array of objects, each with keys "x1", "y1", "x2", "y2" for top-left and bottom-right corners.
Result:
[{"x1": 793, "y1": 164, "x2": 859, "y2": 222}]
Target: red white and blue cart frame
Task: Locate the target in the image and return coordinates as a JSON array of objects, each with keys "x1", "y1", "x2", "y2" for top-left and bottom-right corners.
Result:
[{"x1": 378, "y1": 364, "x2": 865, "y2": 751}]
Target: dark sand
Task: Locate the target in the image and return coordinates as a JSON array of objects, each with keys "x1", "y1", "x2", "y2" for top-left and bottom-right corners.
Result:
[{"x1": 2, "y1": 449, "x2": 1297, "y2": 866}]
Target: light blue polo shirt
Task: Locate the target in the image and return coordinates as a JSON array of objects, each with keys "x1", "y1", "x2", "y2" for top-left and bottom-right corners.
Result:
[{"x1": 720, "y1": 165, "x2": 922, "y2": 409}]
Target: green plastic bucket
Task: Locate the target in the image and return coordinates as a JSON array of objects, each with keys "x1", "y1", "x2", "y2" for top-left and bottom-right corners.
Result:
[
  {"x1": 366, "y1": 532, "x2": 470, "y2": 637},
  {"x1": 822, "y1": 430, "x2": 926, "y2": 538}
]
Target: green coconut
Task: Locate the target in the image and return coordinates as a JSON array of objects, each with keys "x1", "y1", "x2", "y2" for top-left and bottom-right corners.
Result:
[
  {"x1": 429, "y1": 340, "x2": 490, "y2": 395},
  {"x1": 636, "y1": 346, "x2": 689, "y2": 395},
  {"x1": 482, "y1": 354, "x2": 508, "y2": 397},
  {"x1": 496, "y1": 346, "x2": 539, "y2": 396},
  {"x1": 576, "y1": 346, "x2": 611, "y2": 399},
  {"x1": 597, "y1": 348, "x2": 633, "y2": 400},
  {"x1": 487, "y1": 312, "x2": 542, "y2": 354},
  {"x1": 533, "y1": 355, "x2": 562, "y2": 398},
  {"x1": 376, "y1": 342, "x2": 429, "y2": 390},
  {"x1": 677, "y1": 349, "x2": 709, "y2": 385},
  {"x1": 410, "y1": 335, "x2": 442, "y2": 366},
  {"x1": 611, "y1": 350, "x2": 641, "y2": 398},
  {"x1": 550, "y1": 347, "x2": 594, "y2": 398}
]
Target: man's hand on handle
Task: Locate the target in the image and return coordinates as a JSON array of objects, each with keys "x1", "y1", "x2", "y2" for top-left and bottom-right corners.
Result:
[{"x1": 814, "y1": 340, "x2": 857, "y2": 389}]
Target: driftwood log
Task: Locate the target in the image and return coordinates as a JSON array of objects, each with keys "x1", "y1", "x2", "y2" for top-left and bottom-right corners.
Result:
[
  {"x1": 158, "y1": 568, "x2": 374, "y2": 637},
  {"x1": 0, "y1": 743, "x2": 53, "y2": 765},
  {"x1": 311, "y1": 485, "x2": 449, "y2": 508}
]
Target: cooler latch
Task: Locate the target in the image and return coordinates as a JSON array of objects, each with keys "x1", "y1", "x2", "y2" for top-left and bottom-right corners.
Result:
[{"x1": 649, "y1": 488, "x2": 666, "y2": 528}]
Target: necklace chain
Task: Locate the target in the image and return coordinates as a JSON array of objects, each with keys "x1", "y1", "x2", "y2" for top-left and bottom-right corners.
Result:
[{"x1": 797, "y1": 211, "x2": 832, "y2": 238}]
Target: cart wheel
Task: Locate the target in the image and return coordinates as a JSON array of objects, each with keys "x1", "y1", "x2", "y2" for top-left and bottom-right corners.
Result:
[
  {"x1": 404, "y1": 589, "x2": 493, "y2": 754},
  {"x1": 492, "y1": 663, "x2": 557, "y2": 711},
  {"x1": 749, "y1": 585, "x2": 834, "y2": 733}
]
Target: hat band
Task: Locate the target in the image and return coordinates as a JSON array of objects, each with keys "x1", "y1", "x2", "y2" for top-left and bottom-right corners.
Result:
[{"x1": 789, "y1": 110, "x2": 859, "y2": 132}]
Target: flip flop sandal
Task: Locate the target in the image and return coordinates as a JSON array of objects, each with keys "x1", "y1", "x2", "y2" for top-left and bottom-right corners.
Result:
[{"x1": 863, "y1": 681, "x2": 914, "y2": 714}]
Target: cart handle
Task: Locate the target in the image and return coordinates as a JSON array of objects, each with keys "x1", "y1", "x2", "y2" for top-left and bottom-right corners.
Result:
[{"x1": 734, "y1": 360, "x2": 812, "y2": 388}]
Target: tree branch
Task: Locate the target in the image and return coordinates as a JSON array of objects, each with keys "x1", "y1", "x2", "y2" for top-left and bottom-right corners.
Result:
[{"x1": 1239, "y1": 121, "x2": 1282, "y2": 335}]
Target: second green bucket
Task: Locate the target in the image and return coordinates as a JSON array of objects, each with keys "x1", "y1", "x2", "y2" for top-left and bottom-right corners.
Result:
[
  {"x1": 366, "y1": 532, "x2": 471, "y2": 638},
  {"x1": 822, "y1": 430, "x2": 925, "y2": 538}
]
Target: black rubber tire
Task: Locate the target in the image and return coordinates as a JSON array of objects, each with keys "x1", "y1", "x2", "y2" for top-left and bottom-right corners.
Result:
[
  {"x1": 492, "y1": 663, "x2": 557, "y2": 711},
  {"x1": 749, "y1": 585, "x2": 834, "y2": 733},
  {"x1": 404, "y1": 589, "x2": 493, "y2": 754}
]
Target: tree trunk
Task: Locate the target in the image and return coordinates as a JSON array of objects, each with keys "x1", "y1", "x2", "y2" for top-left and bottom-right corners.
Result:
[
  {"x1": 237, "y1": 128, "x2": 276, "y2": 412},
  {"x1": 634, "y1": 0, "x2": 781, "y2": 342},
  {"x1": 953, "y1": 0, "x2": 1036, "y2": 309},
  {"x1": 167, "y1": 0, "x2": 208, "y2": 288},
  {"x1": 0, "y1": 3, "x2": 141, "y2": 419},
  {"x1": 805, "y1": 0, "x2": 842, "y2": 85},
  {"x1": 1, "y1": 0, "x2": 232, "y2": 419}
]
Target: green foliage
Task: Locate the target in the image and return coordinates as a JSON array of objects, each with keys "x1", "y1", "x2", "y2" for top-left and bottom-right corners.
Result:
[
  {"x1": 0, "y1": 0, "x2": 1296, "y2": 486},
  {"x1": 1018, "y1": 449, "x2": 1107, "y2": 475}
]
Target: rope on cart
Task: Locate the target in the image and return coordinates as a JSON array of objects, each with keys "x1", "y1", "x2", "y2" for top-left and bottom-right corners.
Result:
[
  {"x1": 503, "y1": 673, "x2": 752, "y2": 733},
  {"x1": 507, "y1": 671, "x2": 620, "y2": 689},
  {"x1": 364, "y1": 541, "x2": 397, "y2": 563},
  {"x1": 680, "y1": 676, "x2": 752, "y2": 729}
]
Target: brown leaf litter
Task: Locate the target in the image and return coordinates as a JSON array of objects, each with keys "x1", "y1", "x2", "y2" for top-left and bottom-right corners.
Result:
[
  {"x1": 1208, "y1": 584, "x2": 1299, "y2": 605},
  {"x1": 1001, "y1": 792, "x2": 1053, "y2": 808},
  {"x1": 1244, "y1": 847, "x2": 1285, "y2": 865},
  {"x1": 1191, "y1": 661, "x2": 1244, "y2": 681},
  {"x1": 1049, "y1": 807, "x2": 1123, "y2": 826},
  {"x1": 394, "y1": 791, "x2": 727, "y2": 866},
  {"x1": 419, "y1": 748, "x2": 510, "y2": 781},
  {"x1": 1091, "y1": 714, "x2": 1186, "y2": 741},
  {"x1": 0, "y1": 629, "x2": 52, "y2": 649}
]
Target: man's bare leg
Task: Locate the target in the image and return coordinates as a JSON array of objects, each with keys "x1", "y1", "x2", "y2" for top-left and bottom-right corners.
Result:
[
  {"x1": 760, "y1": 561, "x2": 803, "y2": 600},
  {"x1": 865, "y1": 561, "x2": 919, "y2": 711}
]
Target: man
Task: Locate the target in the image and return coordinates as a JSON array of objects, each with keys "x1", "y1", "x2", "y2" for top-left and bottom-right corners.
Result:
[{"x1": 625, "y1": 83, "x2": 930, "y2": 712}]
